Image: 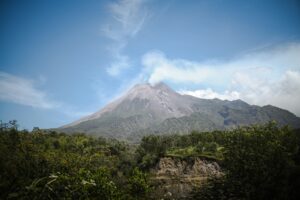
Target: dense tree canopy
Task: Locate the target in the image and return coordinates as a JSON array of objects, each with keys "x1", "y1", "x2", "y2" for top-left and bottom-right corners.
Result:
[
  {"x1": 0, "y1": 121, "x2": 299, "y2": 199},
  {"x1": 0, "y1": 124, "x2": 149, "y2": 199},
  {"x1": 190, "y1": 123, "x2": 300, "y2": 200}
]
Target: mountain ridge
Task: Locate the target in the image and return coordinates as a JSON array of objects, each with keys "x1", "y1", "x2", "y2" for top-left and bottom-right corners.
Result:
[{"x1": 58, "y1": 82, "x2": 300, "y2": 140}]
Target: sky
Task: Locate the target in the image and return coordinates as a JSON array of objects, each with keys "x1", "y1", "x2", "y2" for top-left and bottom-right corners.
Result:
[{"x1": 1, "y1": 0, "x2": 300, "y2": 130}]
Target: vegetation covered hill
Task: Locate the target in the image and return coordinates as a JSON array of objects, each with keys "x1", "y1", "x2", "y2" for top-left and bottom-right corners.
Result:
[{"x1": 1, "y1": 121, "x2": 300, "y2": 199}]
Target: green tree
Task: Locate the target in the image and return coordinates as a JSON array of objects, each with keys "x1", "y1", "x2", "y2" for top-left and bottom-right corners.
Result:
[
  {"x1": 128, "y1": 167, "x2": 150, "y2": 199},
  {"x1": 191, "y1": 122, "x2": 300, "y2": 200}
]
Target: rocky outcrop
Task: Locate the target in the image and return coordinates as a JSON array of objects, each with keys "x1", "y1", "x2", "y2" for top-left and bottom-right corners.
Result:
[
  {"x1": 155, "y1": 157, "x2": 221, "y2": 177},
  {"x1": 150, "y1": 157, "x2": 221, "y2": 199}
]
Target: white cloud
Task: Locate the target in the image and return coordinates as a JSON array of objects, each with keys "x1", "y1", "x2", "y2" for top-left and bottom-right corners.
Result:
[
  {"x1": 232, "y1": 70, "x2": 300, "y2": 115},
  {"x1": 142, "y1": 51, "x2": 219, "y2": 84},
  {"x1": 142, "y1": 43, "x2": 300, "y2": 85},
  {"x1": 103, "y1": 0, "x2": 149, "y2": 76},
  {"x1": 179, "y1": 70, "x2": 300, "y2": 115},
  {"x1": 102, "y1": 0, "x2": 147, "y2": 41},
  {"x1": 0, "y1": 72, "x2": 59, "y2": 109},
  {"x1": 141, "y1": 43, "x2": 300, "y2": 115},
  {"x1": 0, "y1": 72, "x2": 92, "y2": 119},
  {"x1": 179, "y1": 89, "x2": 240, "y2": 101},
  {"x1": 106, "y1": 54, "x2": 130, "y2": 76}
]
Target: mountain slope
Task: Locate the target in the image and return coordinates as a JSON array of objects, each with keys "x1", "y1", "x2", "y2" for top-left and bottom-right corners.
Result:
[{"x1": 59, "y1": 82, "x2": 300, "y2": 140}]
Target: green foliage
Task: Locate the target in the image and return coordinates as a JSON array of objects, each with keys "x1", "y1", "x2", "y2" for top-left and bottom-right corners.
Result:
[
  {"x1": 1, "y1": 120, "x2": 299, "y2": 199},
  {"x1": 136, "y1": 131, "x2": 225, "y2": 163},
  {"x1": 195, "y1": 141, "x2": 204, "y2": 153},
  {"x1": 136, "y1": 135, "x2": 168, "y2": 169},
  {"x1": 128, "y1": 167, "x2": 150, "y2": 199},
  {"x1": 204, "y1": 141, "x2": 218, "y2": 153},
  {"x1": 0, "y1": 122, "x2": 146, "y2": 200},
  {"x1": 25, "y1": 168, "x2": 121, "y2": 200},
  {"x1": 191, "y1": 122, "x2": 300, "y2": 200}
]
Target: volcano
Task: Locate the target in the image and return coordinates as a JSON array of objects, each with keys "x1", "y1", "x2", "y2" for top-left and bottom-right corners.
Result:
[{"x1": 59, "y1": 82, "x2": 300, "y2": 140}]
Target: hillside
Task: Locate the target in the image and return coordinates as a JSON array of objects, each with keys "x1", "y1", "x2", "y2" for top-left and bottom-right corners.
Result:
[{"x1": 58, "y1": 82, "x2": 300, "y2": 139}]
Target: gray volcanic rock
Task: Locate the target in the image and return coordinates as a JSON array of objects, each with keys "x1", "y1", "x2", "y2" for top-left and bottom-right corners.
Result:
[
  {"x1": 58, "y1": 82, "x2": 300, "y2": 140},
  {"x1": 150, "y1": 157, "x2": 222, "y2": 199}
]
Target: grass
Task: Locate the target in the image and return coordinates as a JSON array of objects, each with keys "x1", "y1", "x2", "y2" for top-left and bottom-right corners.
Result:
[{"x1": 165, "y1": 146, "x2": 223, "y2": 161}]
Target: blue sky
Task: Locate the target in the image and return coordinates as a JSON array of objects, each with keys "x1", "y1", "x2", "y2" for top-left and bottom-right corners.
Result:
[{"x1": 1, "y1": 0, "x2": 300, "y2": 129}]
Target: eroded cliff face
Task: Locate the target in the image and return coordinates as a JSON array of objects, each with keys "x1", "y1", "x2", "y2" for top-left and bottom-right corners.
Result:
[{"x1": 150, "y1": 157, "x2": 221, "y2": 199}]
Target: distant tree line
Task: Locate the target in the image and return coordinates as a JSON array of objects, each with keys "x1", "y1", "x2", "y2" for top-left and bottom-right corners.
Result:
[{"x1": 0, "y1": 119, "x2": 18, "y2": 131}]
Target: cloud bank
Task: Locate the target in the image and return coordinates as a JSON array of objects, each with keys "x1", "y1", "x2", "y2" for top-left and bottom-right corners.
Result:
[
  {"x1": 0, "y1": 72, "x2": 59, "y2": 109},
  {"x1": 179, "y1": 89, "x2": 240, "y2": 101},
  {"x1": 0, "y1": 72, "x2": 91, "y2": 118},
  {"x1": 141, "y1": 43, "x2": 300, "y2": 116},
  {"x1": 103, "y1": 0, "x2": 149, "y2": 76}
]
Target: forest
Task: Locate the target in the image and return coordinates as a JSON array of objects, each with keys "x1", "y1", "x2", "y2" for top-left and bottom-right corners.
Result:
[{"x1": 0, "y1": 121, "x2": 300, "y2": 200}]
